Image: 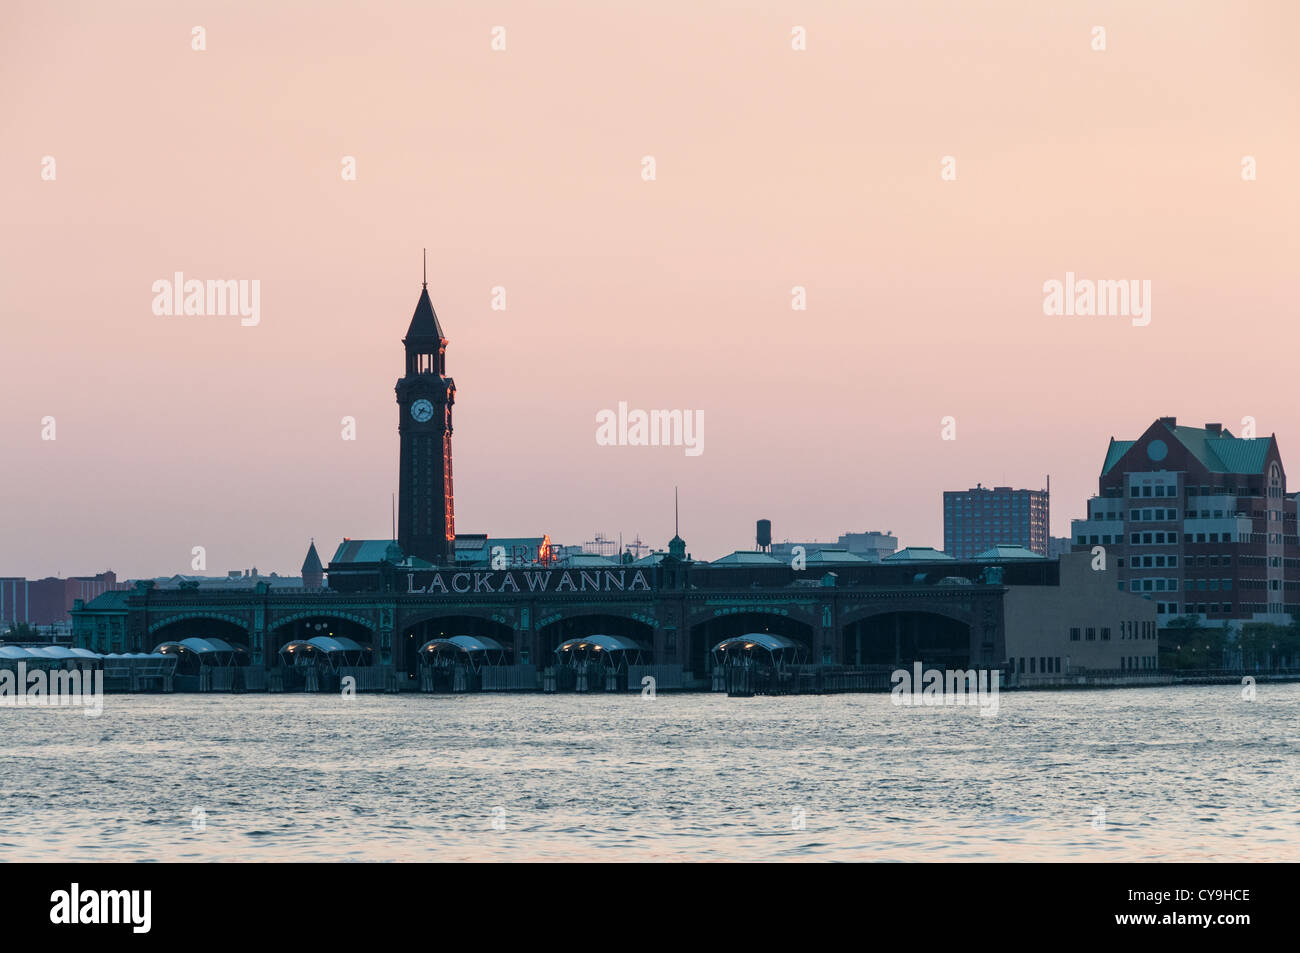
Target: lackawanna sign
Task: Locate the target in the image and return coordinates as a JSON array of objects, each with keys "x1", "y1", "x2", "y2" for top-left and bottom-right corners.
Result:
[{"x1": 406, "y1": 568, "x2": 653, "y2": 596}]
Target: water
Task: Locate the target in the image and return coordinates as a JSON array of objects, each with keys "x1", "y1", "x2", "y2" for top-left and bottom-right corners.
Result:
[{"x1": 1, "y1": 686, "x2": 1296, "y2": 861}]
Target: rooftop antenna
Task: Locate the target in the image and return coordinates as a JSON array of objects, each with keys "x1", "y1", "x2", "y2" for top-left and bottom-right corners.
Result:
[
  {"x1": 675, "y1": 486, "x2": 679, "y2": 537},
  {"x1": 422, "y1": 248, "x2": 427, "y2": 289}
]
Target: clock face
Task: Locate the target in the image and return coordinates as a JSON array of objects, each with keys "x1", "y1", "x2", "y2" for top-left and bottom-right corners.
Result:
[{"x1": 410, "y1": 399, "x2": 434, "y2": 423}]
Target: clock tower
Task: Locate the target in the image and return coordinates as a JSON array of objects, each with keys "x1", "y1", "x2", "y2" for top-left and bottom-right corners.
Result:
[{"x1": 395, "y1": 270, "x2": 455, "y2": 565}]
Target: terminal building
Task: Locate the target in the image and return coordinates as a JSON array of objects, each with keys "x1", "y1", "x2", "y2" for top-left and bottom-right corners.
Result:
[{"x1": 73, "y1": 275, "x2": 1158, "y2": 688}]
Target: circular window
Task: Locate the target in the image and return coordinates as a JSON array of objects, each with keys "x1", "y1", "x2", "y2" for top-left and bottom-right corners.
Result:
[{"x1": 1147, "y1": 439, "x2": 1168, "y2": 462}]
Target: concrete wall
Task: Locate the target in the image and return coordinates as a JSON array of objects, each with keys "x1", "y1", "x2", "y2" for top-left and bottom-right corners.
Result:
[{"x1": 1003, "y1": 552, "x2": 1158, "y2": 672}]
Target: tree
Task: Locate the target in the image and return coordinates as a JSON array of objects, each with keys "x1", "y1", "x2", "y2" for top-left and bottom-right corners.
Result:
[
  {"x1": 1161, "y1": 617, "x2": 1228, "y2": 670},
  {"x1": 1, "y1": 622, "x2": 39, "y2": 641}
]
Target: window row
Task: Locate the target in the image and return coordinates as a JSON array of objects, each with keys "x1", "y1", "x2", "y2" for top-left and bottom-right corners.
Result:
[
  {"x1": 1129, "y1": 484, "x2": 1178, "y2": 497},
  {"x1": 1131, "y1": 508, "x2": 1178, "y2": 521},
  {"x1": 1122, "y1": 555, "x2": 1181, "y2": 568},
  {"x1": 1009, "y1": 656, "x2": 1061, "y2": 674},
  {"x1": 1120, "y1": 656, "x2": 1157, "y2": 670}
]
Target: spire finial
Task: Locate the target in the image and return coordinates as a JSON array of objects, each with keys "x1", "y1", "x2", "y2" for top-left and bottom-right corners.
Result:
[
  {"x1": 422, "y1": 248, "x2": 427, "y2": 289},
  {"x1": 675, "y1": 486, "x2": 679, "y2": 536}
]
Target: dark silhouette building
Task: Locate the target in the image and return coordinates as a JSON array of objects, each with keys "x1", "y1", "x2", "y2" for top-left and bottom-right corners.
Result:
[{"x1": 395, "y1": 274, "x2": 456, "y2": 565}]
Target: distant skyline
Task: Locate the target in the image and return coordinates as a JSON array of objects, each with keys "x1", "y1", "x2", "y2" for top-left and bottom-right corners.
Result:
[{"x1": 3, "y1": 1, "x2": 1298, "y2": 578}]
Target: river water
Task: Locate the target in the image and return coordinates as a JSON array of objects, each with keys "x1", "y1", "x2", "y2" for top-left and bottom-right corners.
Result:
[{"x1": 1, "y1": 685, "x2": 1296, "y2": 861}]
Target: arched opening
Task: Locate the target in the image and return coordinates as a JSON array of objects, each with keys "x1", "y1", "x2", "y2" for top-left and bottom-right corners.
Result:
[
  {"x1": 149, "y1": 616, "x2": 249, "y2": 652},
  {"x1": 149, "y1": 618, "x2": 251, "y2": 689},
  {"x1": 415, "y1": 636, "x2": 511, "y2": 693},
  {"x1": 154, "y1": 638, "x2": 248, "y2": 676},
  {"x1": 688, "y1": 612, "x2": 814, "y2": 678},
  {"x1": 536, "y1": 615, "x2": 655, "y2": 692},
  {"x1": 268, "y1": 616, "x2": 376, "y2": 691},
  {"x1": 842, "y1": 611, "x2": 971, "y2": 669},
  {"x1": 537, "y1": 614, "x2": 655, "y2": 658},
  {"x1": 271, "y1": 615, "x2": 374, "y2": 649},
  {"x1": 400, "y1": 615, "x2": 514, "y2": 681}
]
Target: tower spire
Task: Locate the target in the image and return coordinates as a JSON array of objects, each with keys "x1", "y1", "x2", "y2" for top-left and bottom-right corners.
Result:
[
  {"x1": 397, "y1": 261, "x2": 455, "y2": 566},
  {"x1": 668, "y1": 486, "x2": 686, "y2": 560}
]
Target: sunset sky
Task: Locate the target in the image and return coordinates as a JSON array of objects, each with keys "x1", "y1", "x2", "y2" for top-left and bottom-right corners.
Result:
[{"x1": 2, "y1": 0, "x2": 1298, "y2": 578}]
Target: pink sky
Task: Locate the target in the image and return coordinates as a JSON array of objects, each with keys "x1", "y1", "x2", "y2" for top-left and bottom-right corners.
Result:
[{"x1": 2, "y1": 0, "x2": 1298, "y2": 578}]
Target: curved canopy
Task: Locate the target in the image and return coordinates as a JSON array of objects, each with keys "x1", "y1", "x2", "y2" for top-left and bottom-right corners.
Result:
[
  {"x1": 26, "y1": 646, "x2": 80, "y2": 660},
  {"x1": 555, "y1": 634, "x2": 648, "y2": 655},
  {"x1": 418, "y1": 636, "x2": 507, "y2": 655},
  {"x1": 0, "y1": 647, "x2": 164, "y2": 666},
  {"x1": 278, "y1": 636, "x2": 368, "y2": 656},
  {"x1": 156, "y1": 637, "x2": 234, "y2": 656},
  {"x1": 711, "y1": 633, "x2": 805, "y2": 655},
  {"x1": 184, "y1": 636, "x2": 236, "y2": 654},
  {"x1": 306, "y1": 635, "x2": 366, "y2": 654}
]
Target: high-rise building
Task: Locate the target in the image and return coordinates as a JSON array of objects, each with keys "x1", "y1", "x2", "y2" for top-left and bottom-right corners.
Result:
[
  {"x1": 943, "y1": 485, "x2": 1049, "y2": 558},
  {"x1": 1070, "y1": 417, "x2": 1294, "y2": 627},
  {"x1": 0, "y1": 571, "x2": 126, "y2": 628}
]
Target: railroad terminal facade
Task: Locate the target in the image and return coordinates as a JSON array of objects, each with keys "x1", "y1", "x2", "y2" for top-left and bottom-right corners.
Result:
[{"x1": 76, "y1": 279, "x2": 1157, "y2": 684}]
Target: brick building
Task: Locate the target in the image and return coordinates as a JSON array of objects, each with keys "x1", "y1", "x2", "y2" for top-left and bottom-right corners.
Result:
[
  {"x1": 0, "y1": 571, "x2": 126, "y2": 628},
  {"x1": 1070, "y1": 417, "x2": 1294, "y2": 627},
  {"x1": 943, "y1": 485, "x2": 1050, "y2": 558}
]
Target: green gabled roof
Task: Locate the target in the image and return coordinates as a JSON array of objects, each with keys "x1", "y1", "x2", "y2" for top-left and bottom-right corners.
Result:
[
  {"x1": 801, "y1": 549, "x2": 869, "y2": 566},
  {"x1": 974, "y1": 544, "x2": 1045, "y2": 560},
  {"x1": 709, "y1": 551, "x2": 784, "y2": 567},
  {"x1": 1102, "y1": 422, "x2": 1274, "y2": 477},
  {"x1": 1199, "y1": 432, "x2": 1273, "y2": 474},
  {"x1": 1168, "y1": 425, "x2": 1240, "y2": 473},
  {"x1": 79, "y1": 590, "x2": 131, "y2": 612},
  {"x1": 331, "y1": 539, "x2": 394, "y2": 564},
  {"x1": 329, "y1": 539, "x2": 433, "y2": 568},
  {"x1": 882, "y1": 546, "x2": 956, "y2": 562},
  {"x1": 1101, "y1": 440, "x2": 1136, "y2": 475}
]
